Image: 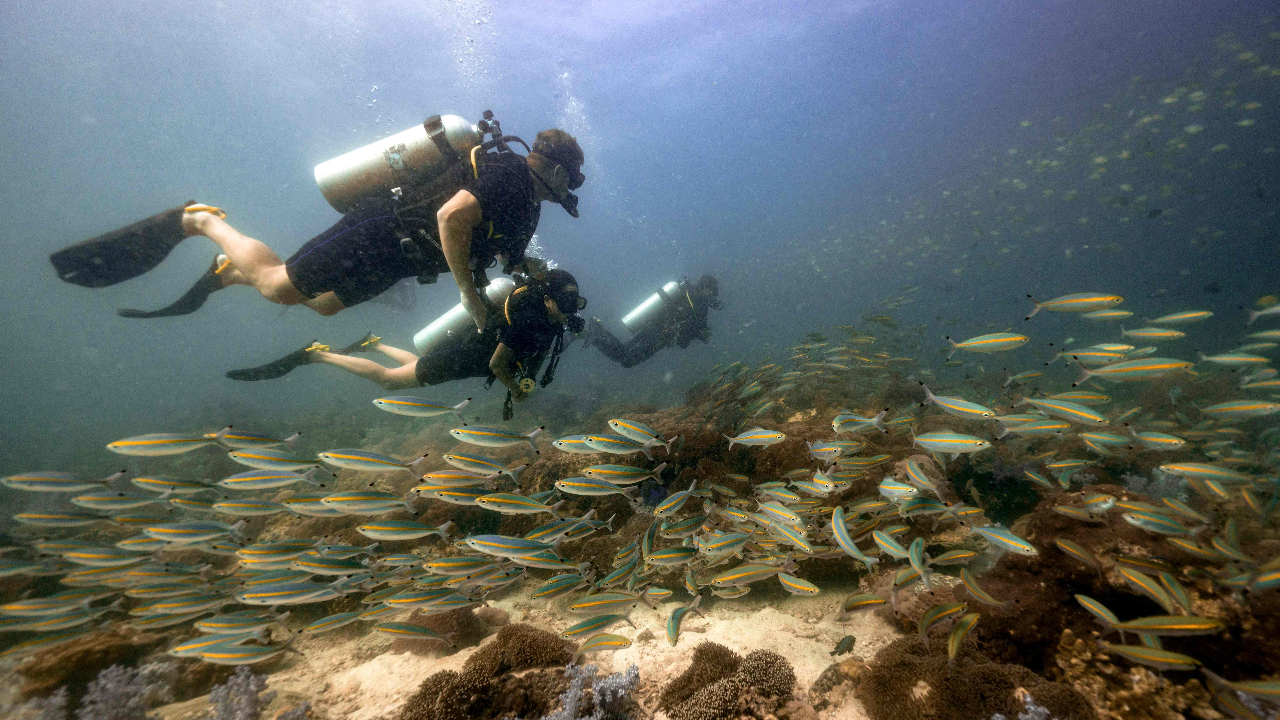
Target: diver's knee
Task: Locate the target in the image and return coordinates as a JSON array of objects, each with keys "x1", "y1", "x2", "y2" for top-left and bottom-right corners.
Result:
[{"x1": 306, "y1": 292, "x2": 345, "y2": 316}]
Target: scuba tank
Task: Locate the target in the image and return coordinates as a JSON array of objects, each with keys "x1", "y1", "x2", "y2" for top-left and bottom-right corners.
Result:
[
  {"x1": 313, "y1": 114, "x2": 485, "y2": 214},
  {"x1": 621, "y1": 281, "x2": 683, "y2": 333},
  {"x1": 413, "y1": 277, "x2": 516, "y2": 355}
]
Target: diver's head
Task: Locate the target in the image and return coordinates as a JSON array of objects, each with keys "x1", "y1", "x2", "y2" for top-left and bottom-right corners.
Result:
[
  {"x1": 542, "y1": 268, "x2": 587, "y2": 330},
  {"x1": 694, "y1": 274, "x2": 722, "y2": 309},
  {"x1": 529, "y1": 129, "x2": 585, "y2": 217}
]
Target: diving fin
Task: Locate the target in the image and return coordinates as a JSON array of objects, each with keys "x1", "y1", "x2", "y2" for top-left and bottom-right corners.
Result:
[
  {"x1": 336, "y1": 332, "x2": 381, "y2": 355},
  {"x1": 50, "y1": 201, "x2": 196, "y2": 288},
  {"x1": 226, "y1": 341, "x2": 326, "y2": 382},
  {"x1": 117, "y1": 255, "x2": 229, "y2": 319}
]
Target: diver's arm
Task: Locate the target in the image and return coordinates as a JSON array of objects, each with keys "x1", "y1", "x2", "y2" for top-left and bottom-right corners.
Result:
[
  {"x1": 489, "y1": 343, "x2": 526, "y2": 400},
  {"x1": 437, "y1": 190, "x2": 486, "y2": 332}
]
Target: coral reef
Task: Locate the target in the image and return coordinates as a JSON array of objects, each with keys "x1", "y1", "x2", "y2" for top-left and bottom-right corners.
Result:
[
  {"x1": 541, "y1": 664, "x2": 640, "y2": 720},
  {"x1": 663, "y1": 646, "x2": 810, "y2": 720},
  {"x1": 657, "y1": 641, "x2": 742, "y2": 713},
  {"x1": 396, "y1": 624, "x2": 575, "y2": 720},
  {"x1": 274, "y1": 703, "x2": 311, "y2": 720},
  {"x1": 393, "y1": 607, "x2": 485, "y2": 652},
  {"x1": 737, "y1": 650, "x2": 796, "y2": 699},
  {"x1": 1119, "y1": 472, "x2": 1186, "y2": 502},
  {"x1": 16, "y1": 630, "x2": 168, "y2": 702},
  {"x1": 205, "y1": 666, "x2": 276, "y2": 720},
  {"x1": 465, "y1": 624, "x2": 575, "y2": 678},
  {"x1": 13, "y1": 687, "x2": 68, "y2": 720},
  {"x1": 1053, "y1": 629, "x2": 1218, "y2": 720},
  {"x1": 855, "y1": 635, "x2": 1092, "y2": 720},
  {"x1": 74, "y1": 663, "x2": 172, "y2": 720}
]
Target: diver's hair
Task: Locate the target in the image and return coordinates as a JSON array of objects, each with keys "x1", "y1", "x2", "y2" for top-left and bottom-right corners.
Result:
[{"x1": 531, "y1": 129, "x2": 585, "y2": 169}]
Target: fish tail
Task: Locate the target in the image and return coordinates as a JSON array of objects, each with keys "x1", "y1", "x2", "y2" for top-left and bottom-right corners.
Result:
[
  {"x1": 213, "y1": 425, "x2": 234, "y2": 446},
  {"x1": 1024, "y1": 295, "x2": 1041, "y2": 321},
  {"x1": 408, "y1": 454, "x2": 431, "y2": 476},
  {"x1": 650, "y1": 462, "x2": 668, "y2": 480},
  {"x1": 1246, "y1": 309, "x2": 1260, "y2": 326},
  {"x1": 527, "y1": 427, "x2": 546, "y2": 453},
  {"x1": 282, "y1": 432, "x2": 301, "y2": 451},
  {"x1": 1072, "y1": 360, "x2": 1093, "y2": 388},
  {"x1": 724, "y1": 435, "x2": 735, "y2": 450},
  {"x1": 945, "y1": 338, "x2": 959, "y2": 360},
  {"x1": 873, "y1": 409, "x2": 888, "y2": 433},
  {"x1": 452, "y1": 398, "x2": 472, "y2": 420},
  {"x1": 437, "y1": 521, "x2": 456, "y2": 541}
]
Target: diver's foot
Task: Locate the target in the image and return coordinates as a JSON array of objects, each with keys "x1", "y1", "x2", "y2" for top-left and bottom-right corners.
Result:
[
  {"x1": 226, "y1": 341, "x2": 329, "y2": 381},
  {"x1": 336, "y1": 332, "x2": 381, "y2": 355},
  {"x1": 179, "y1": 204, "x2": 227, "y2": 238},
  {"x1": 116, "y1": 255, "x2": 230, "y2": 319}
]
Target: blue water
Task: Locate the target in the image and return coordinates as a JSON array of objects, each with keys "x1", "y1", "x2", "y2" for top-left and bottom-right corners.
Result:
[{"x1": 0, "y1": 0, "x2": 1277, "y2": 474}]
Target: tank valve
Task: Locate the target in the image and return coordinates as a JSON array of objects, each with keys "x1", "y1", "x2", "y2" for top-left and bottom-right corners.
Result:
[{"x1": 519, "y1": 378, "x2": 535, "y2": 393}]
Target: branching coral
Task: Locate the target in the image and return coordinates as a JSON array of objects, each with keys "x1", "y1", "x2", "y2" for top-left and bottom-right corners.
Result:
[
  {"x1": 205, "y1": 666, "x2": 276, "y2": 720},
  {"x1": 74, "y1": 663, "x2": 172, "y2": 720},
  {"x1": 540, "y1": 664, "x2": 640, "y2": 720}
]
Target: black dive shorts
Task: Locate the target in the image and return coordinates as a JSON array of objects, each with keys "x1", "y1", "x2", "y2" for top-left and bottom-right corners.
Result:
[
  {"x1": 414, "y1": 333, "x2": 496, "y2": 386},
  {"x1": 285, "y1": 198, "x2": 422, "y2": 308}
]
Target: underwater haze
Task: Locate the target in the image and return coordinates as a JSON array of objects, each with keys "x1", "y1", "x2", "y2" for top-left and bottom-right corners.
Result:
[
  {"x1": 1, "y1": 0, "x2": 1277, "y2": 470},
  {"x1": 4, "y1": 2, "x2": 1280, "y2": 718}
]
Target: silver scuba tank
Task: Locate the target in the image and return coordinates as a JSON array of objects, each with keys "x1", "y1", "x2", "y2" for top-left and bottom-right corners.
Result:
[
  {"x1": 314, "y1": 115, "x2": 482, "y2": 214},
  {"x1": 621, "y1": 281, "x2": 682, "y2": 333},
  {"x1": 413, "y1": 277, "x2": 517, "y2": 355}
]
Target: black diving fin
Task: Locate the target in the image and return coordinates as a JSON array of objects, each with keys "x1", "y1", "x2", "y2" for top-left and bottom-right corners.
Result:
[
  {"x1": 50, "y1": 200, "x2": 196, "y2": 288},
  {"x1": 226, "y1": 341, "x2": 326, "y2": 382},
  {"x1": 116, "y1": 255, "x2": 228, "y2": 319}
]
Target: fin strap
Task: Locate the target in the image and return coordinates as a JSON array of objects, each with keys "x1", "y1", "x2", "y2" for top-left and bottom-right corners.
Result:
[{"x1": 184, "y1": 204, "x2": 227, "y2": 219}]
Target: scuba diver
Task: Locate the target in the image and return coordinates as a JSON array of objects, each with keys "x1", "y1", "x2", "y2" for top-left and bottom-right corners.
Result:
[
  {"x1": 49, "y1": 112, "x2": 584, "y2": 334},
  {"x1": 225, "y1": 269, "x2": 587, "y2": 418},
  {"x1": 582, "y1": 275, "x2": 721, "y2": 368}
]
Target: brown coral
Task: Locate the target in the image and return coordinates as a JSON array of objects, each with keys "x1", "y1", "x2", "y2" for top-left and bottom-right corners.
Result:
[
  {"x1": 738, "y1": 649, "x2": 796, "y2": 699},
  {"x1": 658, "y1": 640, "x2": 742, "y2": 712},
  {"x1": 394, "y1": 607, "x2": 486, "y2": 652},
  {"x1": 396, "y1": 624, "x2": 574, "y2": 720},
  {"x1": 671, "y1": 677, "x2": 748, "y2": 720},
  {"x1": 665, "y1": 643, "x2": 812, "y2": 720},
  {"x1": 16, "y1": 628, "x2": 167, "y2": 701},
  {"x1": 1054, "y1": 628, "x2": 1219, "y2": 720},
  {"x1": 464, "y1": 623, "x2": 574, "y2": 678},
  {"x1": 856, "y1": 635, "x2": 1093, "y2": 720}
]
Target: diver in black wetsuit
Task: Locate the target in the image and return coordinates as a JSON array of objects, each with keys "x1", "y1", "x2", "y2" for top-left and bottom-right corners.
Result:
[
  {"x1": 226, "y1": 270, "x2": 586, "y2": 413},
  {"x1": 583, "y1": 275, "x2": 721, "y2": 368},
  {"x1": 50, "y1": 126, "x2": 585, "y2": 334}
]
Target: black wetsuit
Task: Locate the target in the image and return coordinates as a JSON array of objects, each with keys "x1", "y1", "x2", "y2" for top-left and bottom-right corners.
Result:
[
  {"x1": 590, "y1": 284, "x2": 713, "y2": 368},
  {"x1": 414, "y1": 286, "x2": 563, "y2": 386},
  {"x1": 285, "y1": 153, "x2": 539, "y2": 308}
]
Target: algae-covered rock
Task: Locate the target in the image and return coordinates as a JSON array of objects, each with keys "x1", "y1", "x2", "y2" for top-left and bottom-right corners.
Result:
[{"x1": 856, "y1": 635, "x2": 1093, "y2": 720}]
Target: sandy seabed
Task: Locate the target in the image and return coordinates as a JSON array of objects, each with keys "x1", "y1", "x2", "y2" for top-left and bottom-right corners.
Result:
[{"x1": 152, "y1": 579, "x2": 901, "y2": 720}]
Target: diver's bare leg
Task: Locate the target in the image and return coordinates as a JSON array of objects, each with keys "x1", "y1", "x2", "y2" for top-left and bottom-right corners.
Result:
[
  {"x1": 313, "y1": 352, "x2": 419, "y2": 390},
  {"x1": 373, "y1": 343, "x2": 420, "y2": 365},
  {"x1": 182, "y1": 210, "x2": 312, "y2": 307}
]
